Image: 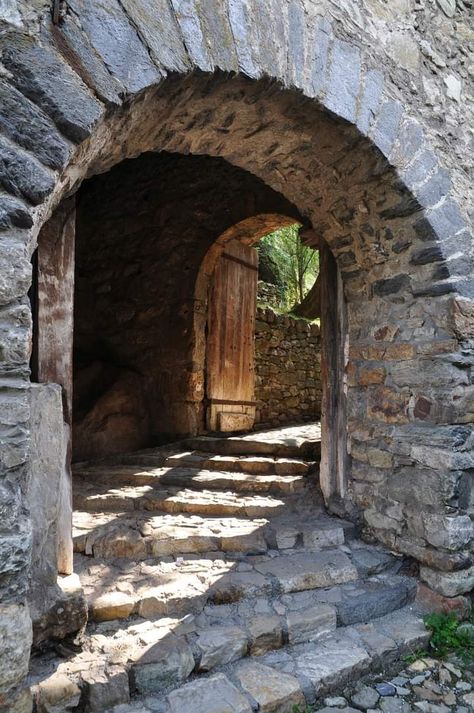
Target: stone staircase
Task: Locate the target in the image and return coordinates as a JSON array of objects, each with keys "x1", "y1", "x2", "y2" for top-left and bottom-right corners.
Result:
[{"x1": 28, "y1": 425, "x2": 428, "y2": 713}]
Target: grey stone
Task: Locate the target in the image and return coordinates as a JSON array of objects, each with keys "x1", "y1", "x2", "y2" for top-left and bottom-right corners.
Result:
[
  {"x1": 0, "y1": 32, "x2": 103, "y2": 142},
  {"x1": 391, "y1": 118, "x2": 425, "y2": 167},
  {"x1": 119, "y1": 0, "x2": 190, "y2": 72},
  {"x1": 197, "y1": 625, "x2": 248, "y2": 671},
  {"x1": 325, "y1": 40, "x2": 361, "y2": 123},
  {"x1": 227, "y1": 0, "x2": 260, "y2": 78},
  {"x1": 170, "y1": 0, "x2": 213, "y2": 72},
  {"x1": 247, "y1": 614, "x2": 282, "y2": 655},
  {"x1": 234, "y1": 661, "x2": 305, "y2": 713},
  {"x1": 196, "y1": 0, "x2": 238, "y2": 72},
  {"x1": 0, "y1": 603, "x2": 32, "y2": 694},
  {"x1": 167, "y1": 673, "x2": 252, "y2": 713},
  {"x1": 426, "y1": 199, "x2": 466, "y2": 242},
  {"x1": 351, "y1": 685, "x2": 380, "y2": 709},
  {"x1": 357, "y1": 68, "x2": 384, "y2": 135},
  {"x1": 34, "y1": 672, "x2": 81, "y2": 713},
  {"x1": 380, "y1": 698, "x2": 412, "y2": 713},
  {"x1": 0, "y1": 135, "x2": 54, "y2": 205},
  {"x1": 293, "y1": 639, "x2": 371, "y2": 695},
  {"x1": 324, "y1": 697, "x2": 349, "y2": 707},
  {"x1": 0, "y1": 79, "x2": 70, "y2": 170},
  {"x1": 46, "y1": 15, "x2": 124, "y2": 106},
  {"x1": 287, "y1": 603, "x2": 337, "y2": 644},
  {"x1": 373, "y1": 274, "x2": 410, "y2": 297},
  {"x1": 310, "y1": 18, "x2": 332, "y2": 96},
  {"x1": 444, "y1": 74, "x2": 462, "y2": 102},
  {"x1": 404, "y1": 149, "x2": 438, "y2": 188},
  {"x1": 437, "y1": 0, "x2": 456, "y2": 16},
  {"x1": 337, "y1": 578, "x2": 416, "y2": 627},
  {"x1": 376, "y1": 683, "x2": 397, "y2": 697},
  {"x1": 133, "y1": 637, "x2": 195, "y2": 694},
  {"x1": 371, "y1": 99, "x2": 404, "y2": 156},
  {"x1": 253, "y1": 550, "x2": 358, "y2": 593},
  {"x1": 0, "y1": 194, "x2": 32, "y2": 230},
  {"x1": 420, "y1": 564, "x2": 474, "y2": 596},
  {"x1": 287, "y1": 0, "x2": 306, "y2": 87},
  {"x1": 81, "y1": 667, "x2": 130, "y2": 711},
  {"x1": 68, "y1": 0, "x2": 161, "y2": 93},
  {"x1": 416, "y1": 169, "x2": 451, "y2": 208}
]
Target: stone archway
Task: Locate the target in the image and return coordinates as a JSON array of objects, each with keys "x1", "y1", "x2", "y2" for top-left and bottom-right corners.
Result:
[{"x1": 0, "y1": 4, "x2": 473, "y2": 709}]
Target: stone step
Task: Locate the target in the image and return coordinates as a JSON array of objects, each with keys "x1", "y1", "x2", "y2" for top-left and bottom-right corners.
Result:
[
  {"x1": 76, "y1": 546, "x2": 366, "y2": 623},
  {"x1": 185, "y1": 423, "x2": 321, "y2": 459},
  {"x1": 111, "y1": 450, "x2": 314, "y2": 475},
  {"x1": 73, "y1": 510, "x2": 351, "y2": 560},
  {"x1": 30, "y1": 604, "x2": 427, "y2": 713},
  {"x1": 73, "y1": 483, "x2": 288, "y2": 518},
  {"x1": 74, "y1": 464, "x2": 308, "y2": 493}
]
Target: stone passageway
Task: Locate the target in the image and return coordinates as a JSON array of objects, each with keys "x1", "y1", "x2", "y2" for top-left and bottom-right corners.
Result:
[{"x1": 29, "y1": 425, "x2": 429, "y2": 713}]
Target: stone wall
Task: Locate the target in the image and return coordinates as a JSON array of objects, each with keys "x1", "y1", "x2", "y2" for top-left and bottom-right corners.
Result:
[
  {"x1": 255, "y1": 307, "x2": 321, "y2": 427},
  {"x1": 73, "y1": 152, "x2": 299, "y2": 461},
  {"x1": 0, "y1": 1, "x2": 473, "y2": 707}
]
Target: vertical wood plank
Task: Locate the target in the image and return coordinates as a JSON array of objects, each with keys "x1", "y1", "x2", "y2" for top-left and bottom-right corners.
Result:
[
  {"x1": 206, "y1": 239, "x2": 258, "y2": 431},
  {"x1": 35, "y1": 196, "x2": 76, "y2": 575},
  {"x1": 319, "y1": 240, "x2": 347, "y2": 503}
]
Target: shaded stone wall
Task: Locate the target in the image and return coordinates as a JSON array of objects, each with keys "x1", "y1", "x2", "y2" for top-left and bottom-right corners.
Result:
[
  {"x1": 73, "y1": 152, "x2": 299, "y2": 461},
  {"x1": 255, "y1": 307, "x2": 321, "y2": 427}
]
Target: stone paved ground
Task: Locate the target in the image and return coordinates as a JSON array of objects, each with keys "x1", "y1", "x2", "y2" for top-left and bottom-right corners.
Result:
[{"x1": 316, "y1": 655, "x2": 474, "y2": 713}]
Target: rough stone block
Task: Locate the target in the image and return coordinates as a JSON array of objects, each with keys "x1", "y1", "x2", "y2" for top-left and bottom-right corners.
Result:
[
  {"x1": 197, "y1": 625, "x2": 248, "y2": 671},
  {"x1": 0, "y1": 136, "x2": 54, "y2": 205},
  {"x1": 81, "y1": 666, "x2": 130, "y2": 712},
  {"x1": 416, "y1": 583, "x2": 471, "y2": 619},
  {"x1": 0, "y1": 80, "x2": 69, "y2": 170},
  {"x1": 133, "y1": 636, "x2": 195, "y2": 694},
  {"x1": 287, "y1": 603, "x2": 337, "y2": 644},
  {"x1": 0, "y1": 194, "x2": 32, "y2": 230},
  {"x1": 254, "y1": 551, "x2": 358, "y2": 593},
  {"x1": 325, "y1": 39, "x2": 361, "y2": 123},
  {"x1": 426, "y1": 199, "x2": 466, "y2": 242},
  {"x1": 119, "y1": 0, "x2": 189, "y2": 72},
  {"x1": 0, "y1": 603, "x2": 32, "y2": 694},
  {"x1": 167, "y1": 673, "x2": 252, "y2": 713},
  {"x1": 33, "y1": 573, "x2": 87, "y2": 647},
  {"x1": 195, "y1": 0, "x2": 238, "y2": 71},
  {"x1": 310, "y1": 18, "x2": 332, "y2": 96},
  {"x1": 248, "y1": 614, "x2": 282, "y2": 655},
  {"x1": 67, "y1": 0, "x2": 161, "y2": 93},
  {"x1": 293, "y1": 638, "x2": 371, "y2": 696},
  {"x1": 0, "y1": 33, "x2": 103, "y2": 142},
  {"x1": 420, "y1": 564, "x2": 474, "y2": 597},
  {"x1": 170, "y1": 0, "x2": 213, "y2": 71},
  {"x1": 89, "y1": 591, "x2": 135, "y2": 621},
  {"x1": 227, "y1": 0, "x2": 260, "y2": 78},
  {"x1": 34, "y1": 673, "x2": 81, "y2": 713},
  {"x1": 371, "y1": 99, "x2": 404, "y2": 157},
  {"x1": 234, "y1": 661, "x2": 305, "y2": 713},
  {"x1": 415, "y1": 168, "x2": 451, "y2": 208},
  {"x1": 357, "y1": 68, "x2": 384, "y2": 135}
]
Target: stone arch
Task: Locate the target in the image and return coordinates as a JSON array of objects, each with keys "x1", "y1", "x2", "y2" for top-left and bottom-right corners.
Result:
[{"x1": 0, "y1": 4, "x2": 473, "y2": 707}]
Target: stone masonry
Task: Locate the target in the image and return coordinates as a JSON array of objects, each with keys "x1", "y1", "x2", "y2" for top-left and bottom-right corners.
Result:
[
  {"x1": 0, "y1": 1, "x2": 472, "y2": 710},
  {"x1": 255, "y1": 306, "x2": 322, "y2": 428}
]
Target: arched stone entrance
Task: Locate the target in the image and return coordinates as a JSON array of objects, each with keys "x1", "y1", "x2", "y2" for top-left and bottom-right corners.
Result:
[{"x1": 0, "y1": 4, "x2": 472, "y2": 709}]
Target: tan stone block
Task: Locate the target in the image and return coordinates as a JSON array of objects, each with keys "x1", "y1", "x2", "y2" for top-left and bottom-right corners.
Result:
[
  {"x1": 35, "y1": 673, "x2": 81, "y2": 713},
  {"x1": 89, "y1": 591, "x2": 135, "y2": 621},
  {"x1": 234, "y1": 661, "x2": 304, "y2": 713},
  {"x1": 248, "y1": 614, "x2": 282, "y2": 655}
]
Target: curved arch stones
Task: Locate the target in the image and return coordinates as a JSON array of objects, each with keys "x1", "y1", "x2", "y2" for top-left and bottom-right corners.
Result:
[{"x1": 0, "y1": 2, "x2": 473, "y2": 709}]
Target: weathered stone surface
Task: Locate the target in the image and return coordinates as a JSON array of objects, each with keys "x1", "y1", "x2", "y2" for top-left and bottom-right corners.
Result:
[
  {"x1": 420, "y1": 565, "x2": 474, "y2": 597},
  {"x1": 287, "y1": 603, "x2": 337, "y2": 644},
  {"x1": 234, "y1": 661, "x2": 304, "y2": 713},
  {"x1": 67, "y1": 0, "x2": 161, "y2": 93},
  {"x1": 248, "y1": 614, "x2": 282, "y2": 655},
  {"x1": 325, "y1": 40, "x2": 361, "y2": 123},
  {"x1": 292, "y1": 638, "x2": 371, "y2": 695},
  {"x1": 0, "y1": 194, "x2": 32, "y2": 230},
  {"x1": 254, "y1": 551, "x2": 358, "y2": 592},
  {"x1": 81, "y1": 667, "x2": 130, "y2": 711},
  {"x1": 197, "y1": 625, "x2": 248, "y2": 671},
  {"x1": 0, "y1": 603, "x2": 32, "y2": 695},
  {"x1": 34, "y1": 673, "x2": 81, "y2": 713},
  {"x1": 335, "y1": 578, "x2": 416, "y2": 626},
  {"x1": 33, "y1": 573, "x2": 87, "y2": 647},
  {"x1": 167, "y1": 673, "x2": 252, "y2": 713},
  {"x1": 0, "y1": 135, "x2": 54, "y2": 205},
  {"x1": 133, "y1": 637, "x2": 194, "y2": 694},
  {"x1": 89, "y1": 591, "x2": 135, "y2": 621},
  {"x1": 0, "y1": 33, "x2": 103, "y2": 142}
]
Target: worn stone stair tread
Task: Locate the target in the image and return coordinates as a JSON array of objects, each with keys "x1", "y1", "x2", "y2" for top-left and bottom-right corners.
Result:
[
  {"x1": 29, "y1": 605, "x2": 427, "y2": 713},
  {"x1": 74, "y1": 464, "x2": 306, "y2": 492},
  {"x1": 73, "y1": 482, "x2": 288, "y2": 517},
  {"x1": 76, "y1": 545, "x2": 372, "y2": 622},
  {"x1": 163, "y1": 451, "x2": 313, "y2": 475}
]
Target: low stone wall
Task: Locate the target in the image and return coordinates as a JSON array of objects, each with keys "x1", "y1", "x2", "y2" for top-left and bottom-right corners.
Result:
[{"x1": 255, "y1": 307, "x2": 321, "y2": 427}]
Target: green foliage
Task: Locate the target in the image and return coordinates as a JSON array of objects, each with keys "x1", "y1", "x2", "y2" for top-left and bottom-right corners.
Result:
[
  {"x1": 291, "y1": 705, "x2": 313, "y2": 713},
  {"x1": 257, "y1": 224, "x2": 319, "y2": 311},
  {"x1": 423, "y1": 611, "x2": 474, "y2": 662},
  {"x1": 403, "y1": 648, "x2": 430, "y2": 664}
]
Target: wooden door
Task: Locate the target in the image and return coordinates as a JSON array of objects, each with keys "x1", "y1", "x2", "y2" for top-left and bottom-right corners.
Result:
[{"x1": 206, "y1": 239, "x2": 258, "y2": 432}]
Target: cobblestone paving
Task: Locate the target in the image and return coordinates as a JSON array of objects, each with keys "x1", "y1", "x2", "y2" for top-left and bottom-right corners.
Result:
[{"x1": 317, "y1": 655, "x2": 474, "y2": 713}]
